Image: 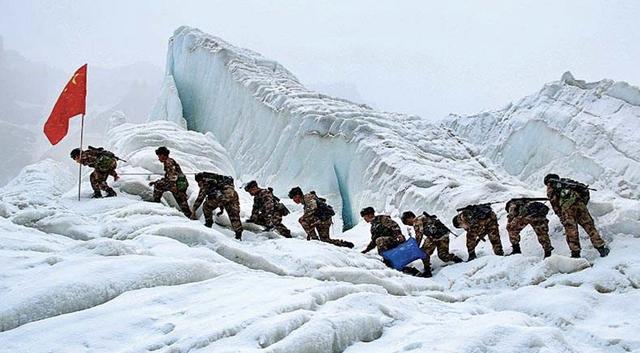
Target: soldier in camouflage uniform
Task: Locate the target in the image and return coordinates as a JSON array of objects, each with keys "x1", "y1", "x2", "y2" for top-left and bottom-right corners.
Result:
[
  {"x1": 360, "y1": 207, "x2": 406, "y2": 255},
  {"x1": 245, "y1": 180, "x2": 291, "y2": 238},
  {"x1": 453, "y1": 204, "x2": 504, "y2": 261},
  {"x1": 544, "y1": 174, "x2": 609, "y2": 258},
  {"x1": 70, "y1": 147, "x2": 118, "y2": 198},
  {"x1": 149, "y1": 146, "x2": 191, "y2": 218},
  {"x1": 401, "y1": 211, "x2": 462, "y2": 277},
  {"x1": 288, "y1": 187, "x2": 353, "y2": 248},
  {"x1": 191, "y1": 172, "x2": 243, "y2": 240},
  {"x1": 505, "y1": 198, "x2": 553, "y2": 257}
]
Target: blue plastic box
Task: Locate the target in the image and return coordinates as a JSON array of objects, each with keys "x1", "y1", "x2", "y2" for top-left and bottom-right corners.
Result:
[{"x1": 381, "y1": 237, "x2": 427, "y2": 270}]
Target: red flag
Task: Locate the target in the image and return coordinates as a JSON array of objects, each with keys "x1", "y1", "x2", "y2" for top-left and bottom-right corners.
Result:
[{"x1": 43, "y1": 64, "x2": 87, "y2": 145}]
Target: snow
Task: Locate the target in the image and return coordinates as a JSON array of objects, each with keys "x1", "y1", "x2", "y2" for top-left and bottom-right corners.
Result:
[{"x1": 0, "y1": 29, "x2": 639, "y2": 353}]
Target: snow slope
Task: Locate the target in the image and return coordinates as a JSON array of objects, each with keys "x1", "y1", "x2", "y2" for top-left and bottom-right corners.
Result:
[{"x1": 1, "y1": 118, "x2": 638, "y2": 353}]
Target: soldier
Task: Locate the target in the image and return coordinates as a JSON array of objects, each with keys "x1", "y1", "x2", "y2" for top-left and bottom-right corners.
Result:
[
  {"x1": 401, "y1": 211, "x2": 462, "y2": 277},
  {"x1": 505, "y1": 198, "x2": 553, "y2": 257},
  {"x1": 360, "y1": 207, "x2": 406, "y2": 256},
  {"x1": 149, "y1": 146, "x2": 191, "y2": 218},
  {"x1": 191, "y1": 172, "x2": 243, "y2": 240},
  {"x1": 544, "y1": 174, "x2": 609, "y2": 258},
  {"x1": 453, "y1": 204, "x2": 504, "y2": 261},
  {"x1": 70, "y1": 146, "x2": 119, "y2": 198},
  {"x1": 288, "y1": 187, "x2": 353, "y2": 248},
  {"x1": 244, "y1": 180, "x2": 291, "y2": 238}
]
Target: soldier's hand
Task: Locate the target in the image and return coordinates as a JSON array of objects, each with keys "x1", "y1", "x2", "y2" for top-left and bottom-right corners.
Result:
[
  {"x1": 148, "y1": 181, "x2": 156, "y2": 186},
  {"x1": 113, "y1": 175, "x2": 120, "y2": 181}
]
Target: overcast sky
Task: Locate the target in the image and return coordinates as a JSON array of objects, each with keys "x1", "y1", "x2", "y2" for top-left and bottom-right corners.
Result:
[{"x1": 1, "y1": 0, "x2": 639, "y2": 118}]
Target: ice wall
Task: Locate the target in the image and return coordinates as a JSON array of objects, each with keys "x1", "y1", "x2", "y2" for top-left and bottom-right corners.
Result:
[
  {"x1": 155, "y1": 26, "x2": 525, "y2": 229},
  {"x1": 447, "y1": 71, "x2": 640, "y2": 200}
]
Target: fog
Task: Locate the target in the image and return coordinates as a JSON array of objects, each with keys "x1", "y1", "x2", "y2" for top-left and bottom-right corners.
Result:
[{"x1": 0, "y1": 0, "x2": 639, "y2": 184}]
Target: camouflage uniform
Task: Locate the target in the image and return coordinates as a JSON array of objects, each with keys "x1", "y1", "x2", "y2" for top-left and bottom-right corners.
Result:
[
  {"x1": 459, "y1": 209, "x2": 504, "y2": 257},
  {"x1": 506, "y1": 201, "x2": 553, "y2": 254},
  {"x1": 153, "y1": 157, "x2": 191, "y2": 217},
  {"x1": 413, "y1": 214, "x2": 461, "y2": 270},
  {"x1": 363, "y1": 215, "x2": 406, "y2": 255},
  {"x1": 299, "y1": 193, "x2": 351, "y2": 247},
  {"x1": 78, "y1": 149, "x2": 117, "y2": 196},
  {"x1": 193, "y1": 180, "x2": 242, "y2": 234},
  {"x1": 547, "y1": 184, "x2": 605, "y2": 254},
  {"x1": 249, "y1": 187, "x2": 291, "y2": 238}
]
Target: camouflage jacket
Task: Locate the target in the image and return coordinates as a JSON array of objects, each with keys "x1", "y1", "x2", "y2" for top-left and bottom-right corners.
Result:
[
  {"x1": 413, "y1": 214, "x2": 448, "y2": 245},
  {"x1": 193, "y1": 179, "x2": 220, "y2": 210},
  {"x1": 79, "y1": 149, "x2": 117, "y2": 176},
  {"x1": 459, "y1": 209, "x2": 497, "y2": 236},
  {"x1": 364, "y1": 215, "x2": 405, "y2": 253},
  {"x1": 160, "y1": 157, "x2": 184, "y2": 183},
  {"x1": 250, "y1": 188, "x2": 279, "y2": 225},
  {"x1": 546, "y1": 185, "x2": 562, "y2": 215},
  {"x1": 300, "y1": 192, "x2": 319, "y2": 222}
]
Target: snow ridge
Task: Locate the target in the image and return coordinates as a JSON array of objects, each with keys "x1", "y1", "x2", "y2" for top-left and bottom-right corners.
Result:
[{"x1": 155, "y1": 26, "x2": 525, "y2": 229}]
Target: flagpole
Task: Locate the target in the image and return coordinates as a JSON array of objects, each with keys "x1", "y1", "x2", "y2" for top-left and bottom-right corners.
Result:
[{"x1": 77, "y1": 113, "x2": 85, "y2": 201}]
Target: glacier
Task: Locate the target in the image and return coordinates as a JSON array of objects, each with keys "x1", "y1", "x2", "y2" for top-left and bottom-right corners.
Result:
[{"x1": 0, "y1": 26, "x2": 639, "y2": 353}]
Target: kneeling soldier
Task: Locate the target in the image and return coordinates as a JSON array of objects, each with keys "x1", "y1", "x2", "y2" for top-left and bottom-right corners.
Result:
[
  {"x1": 453, "y1": 204, "x2": 504, "y2": 261},
  {"x1": 401, "y1": 211, "x2": 462, "y2": 277},
  {"x1": 149, "y1": 146, "x2": 191, "y2": 218},
  {"x1": 70, "y1": 146, "x2": 119, "y2": 198},
  {"x1": 288, "y1": 187, "x2": 353, "y2": 248},
  {"x1": 544, "y1": 174, "x2": 609, "y2": 258},
  {"x1": 191, "y1": 172, "x2": 243, "y2": 240},
  {"x1": 245, "y1": 180, "x2": 291, "y2": 238},
  {"x1": 505, "y1": 198, "x2": 553, "y2": 257}
]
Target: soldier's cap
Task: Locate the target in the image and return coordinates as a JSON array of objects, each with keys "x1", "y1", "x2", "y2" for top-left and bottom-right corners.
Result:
[
  {"x1": 195, "y1": 172, "x2": 205, "y2": 182},
  {"x1": 452, "y1": 215, "x2": 462, "y2": 228},
  {"x1": 400, "y1": 211, "x2": 416, "y2": 224},
  {"x1": 288, "y1": 186, "x2": 303, "y2": 199},
  {"x1": 544, "y1": 173, "x2": 559, "y2": 185},
  {"x1": 244, "y1": 180, "x2": 258, "y2": 191},
  {"x1": 155, "y1": 146, "x2": 170, "y2": 156},
  {"x1": 70, "y1": 148, "x2": 81, "y2": 159},
  {"x1": 360, "y1": 207, "x2": 375, "y2": 217}
]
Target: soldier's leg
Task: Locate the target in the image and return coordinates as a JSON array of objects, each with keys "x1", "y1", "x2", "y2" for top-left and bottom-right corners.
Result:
[
  {"x1": 172, "y1": 190, "x2": 192, "y2": 218},
  {"x1": 202, "y1": 199, "x2": 217, "y2": 228},
  {"x1": 466, "y1": 232, "x2": 478, "y2": 260},
  {"x1": 576, "y1": 205, "x2": 606, "y2": 249},
  {"x1": 506, "y1": 217, "x2": 526, "y2": 253},
  {"x1": 486, "y1": 218, "x2": 504, "y2": 256},
  {"x1": 89, "y1": 171, "x2": 102, "y2": 197},
  {"x1": 272, "y1": 213, "x2": 292, "y2": 238},
  {"x1": 152, "y1": 180, "x2": 171, "y2": 202},
  {"x1": 102, "y1": 169, "x2": 117, "y2": 197},
  {"x1": 435, "y1": 236, "x2": 459, "y2": 262},
  {"x1": 530, "y1": 218, "x2": 553, "y2": 256},
  {"x1": 222, "y1": 189, "x2": 243, "y2": 237},
  {"x1": 560, "y1": 209, "x2": 581, "y2": 257},
  {"x1": 299, "y1": 218, "x2": 319, "y2": 240}
]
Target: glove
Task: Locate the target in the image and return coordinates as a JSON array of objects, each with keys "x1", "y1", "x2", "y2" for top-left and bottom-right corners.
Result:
[
  {"x1": 148, "y1": 181, "x2": 156, "y2": 187},
  {"x1": 113, "y1": 174, "x2": 120, "y2": 181}
]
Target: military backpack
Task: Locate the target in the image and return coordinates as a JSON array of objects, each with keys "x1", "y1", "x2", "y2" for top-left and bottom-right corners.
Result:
[
  {"x1": 88, "y1": 146, "x2": 117, "y2": 172},
  {"x1": 422, "y1": 212, "x2": 449, "y2": 238},
  {"x1": 310, "y1": 191, "x2": 335, "y2": 221}
]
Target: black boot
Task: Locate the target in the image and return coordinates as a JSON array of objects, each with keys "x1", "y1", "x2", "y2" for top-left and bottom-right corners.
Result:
[
  {"x1": 235, "y1": 230, "x2": 243, "y2": 240},
  {"x1": 511, "y1": 244, "x2": 521, "y2": 255},
  {"x1": 544, "y1": 247, "x2": 553, "y2": 258},
  {"x1": 597, "y1": 246, "x2": 610, "y2": 258},
  {"x1": 467, "y1": 252, "x2": 477, "y2": 261},
  {"x1": 92, "y1": 191, "x2": 102, "y2": 198},
  {"x1": 495, "y1": 249, "x2": 504, "y2": 256},
  {"x1": 105, "y1": 189, "x2": 117, "y2": 197},
  {"x1": 204, "y1": 220, "x2": 213, "y2": 228},
  {"x1": 571, "y1": 250, "x2": 581, "y2": 258},
  {"x1": 280, "y1": 229, "x2": 292, "y2": 238},
  {"x1": 450, "y1": 255, "x2": 463, "y2": 263},
  {"x1": 421, "y1": 265, "x2": 433, "y2": 278}
]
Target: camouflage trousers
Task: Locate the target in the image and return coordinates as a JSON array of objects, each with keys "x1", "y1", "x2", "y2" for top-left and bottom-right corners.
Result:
[
  {"x1": 153, "y1": 179, "x2": 191, "y2": 218},
  {"x1": 507, "y1": 216, "x2": 552, "y2": 251},
  {"x1": 299, "y1": 217, "x2": 352, "y2": 247},
  {"x1": 204, "y1": 186, "x2": 243, "y2": 234},
  {"x1": 90, "y1": 169, "x2": 116, "y2": 195},
  {"x1": 466, "y1": 216, "x2": 504, "y2": 256},
  {"x1": 374, "y1": 236, "x2": 403, "y2": 255},
  {"x1": 560, "y1": 203, "x2": 605, "y2": 252},
  {"x1": 421, "y1": 236, "x2": 459, "y2": 268},
  {"x1": 252, "y1": 213, "x2": 291, "y2": 238}
]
